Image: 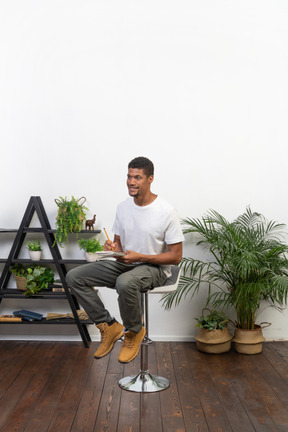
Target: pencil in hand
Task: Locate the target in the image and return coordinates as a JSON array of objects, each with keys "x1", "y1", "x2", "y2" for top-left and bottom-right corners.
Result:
[{"x1": 103, "y1": 228, "x2": 114, "y2": 250}]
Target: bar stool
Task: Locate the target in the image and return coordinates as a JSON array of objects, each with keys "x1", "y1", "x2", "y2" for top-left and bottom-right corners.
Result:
[{"x1": 118, "y1": 265, "x2": 181, "y2": 393}]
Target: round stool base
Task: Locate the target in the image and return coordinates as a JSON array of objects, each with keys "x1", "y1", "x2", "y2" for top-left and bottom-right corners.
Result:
[{"x1": 118, "y1": 371, "x2": 170, "y2": 393}]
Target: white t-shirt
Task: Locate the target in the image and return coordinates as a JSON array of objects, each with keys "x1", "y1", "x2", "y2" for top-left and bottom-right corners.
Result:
[{"x1": 112, "y1": 196, "x2": 184, "y2": 276}]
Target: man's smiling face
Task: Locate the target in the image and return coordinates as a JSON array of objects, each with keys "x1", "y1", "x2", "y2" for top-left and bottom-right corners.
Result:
[{"x1": 126, "y1": 168, "x2": 153, "y2": 199}]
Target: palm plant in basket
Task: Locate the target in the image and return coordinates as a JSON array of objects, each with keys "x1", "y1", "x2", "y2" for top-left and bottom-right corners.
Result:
[{"x1": 162, "y1": 207, "x2": 288, "y2": 353}]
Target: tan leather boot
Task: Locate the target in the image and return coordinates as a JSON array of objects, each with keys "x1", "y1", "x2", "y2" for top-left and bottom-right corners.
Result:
[
  {"x1": 94, "y1": 321, "x2": 124, "y2": 359},
  {"x1": 118, "y1": 326, "x2": 146, "y2": 363}
]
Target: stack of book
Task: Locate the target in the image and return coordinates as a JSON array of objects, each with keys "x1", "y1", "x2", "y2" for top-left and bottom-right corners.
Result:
[{"x1": 13, "y1": 310, "x2": 43, "y2": 321}]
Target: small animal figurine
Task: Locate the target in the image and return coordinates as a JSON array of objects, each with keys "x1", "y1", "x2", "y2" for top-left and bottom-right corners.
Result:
[{"x1": 85, "y1": 215, "x2": 96, "y2": 230}]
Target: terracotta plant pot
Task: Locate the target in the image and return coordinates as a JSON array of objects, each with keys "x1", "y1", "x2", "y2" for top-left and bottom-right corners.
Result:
[
  {"x1": 195, "y1": 327, "x2": 233, "y2": 354},
  {"x1": 233, "y1": 325, "x2": 267, "y2": 354}
]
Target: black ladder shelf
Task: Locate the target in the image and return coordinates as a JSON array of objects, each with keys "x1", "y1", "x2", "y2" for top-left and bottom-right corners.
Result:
[{"x1": 0, "y1": 196, "x2": 100, "y2": 347}]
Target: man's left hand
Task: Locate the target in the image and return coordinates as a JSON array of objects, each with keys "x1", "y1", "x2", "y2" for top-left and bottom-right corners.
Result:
[{"x1": 117, "y1": 250, "x2": 140, "y2": 264}]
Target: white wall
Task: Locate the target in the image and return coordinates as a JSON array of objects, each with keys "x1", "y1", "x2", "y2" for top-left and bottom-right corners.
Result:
[{"x1": 1, "y1": 0, "x2": 288, "y2": 342}]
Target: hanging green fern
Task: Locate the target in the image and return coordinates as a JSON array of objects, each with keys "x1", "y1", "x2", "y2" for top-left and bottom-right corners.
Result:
[{"x1": 54, "y1": 196, "x2": 88, "y2": 246}]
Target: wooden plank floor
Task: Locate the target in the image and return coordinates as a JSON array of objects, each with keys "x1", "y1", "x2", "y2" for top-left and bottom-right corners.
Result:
[{"x1": 0, "y1": 340, "x2": 288, "y2": 431}]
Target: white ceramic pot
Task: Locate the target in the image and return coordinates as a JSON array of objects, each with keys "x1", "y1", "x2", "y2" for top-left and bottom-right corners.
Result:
[
  {"x1": 29, "y1": 250, "x2": 42, "y2": 261},
  {"x1": 85, "y1": 252, "x2": 99, "y2": 262}
]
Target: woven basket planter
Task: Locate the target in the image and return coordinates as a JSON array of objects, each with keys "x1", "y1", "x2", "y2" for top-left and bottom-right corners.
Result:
[
  {"x1": 15, "y1": 275, "x2": 27, "y2": 291},
  {"x1": 195, "y1": 327, "x2": 233, "y2": 354},
  {"x1": 233, "y1": 325, "x2": 267, "y2": 354}
]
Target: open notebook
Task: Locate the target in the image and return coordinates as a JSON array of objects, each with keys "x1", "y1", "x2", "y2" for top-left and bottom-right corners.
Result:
[{"x1": 95, "y1": 251, "x2": 126, "y2": 259}]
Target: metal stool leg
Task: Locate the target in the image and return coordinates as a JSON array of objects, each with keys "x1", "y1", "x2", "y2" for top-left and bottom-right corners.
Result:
[{"x1": 118, "y1": 292, "x2": 170, "y2": 393}]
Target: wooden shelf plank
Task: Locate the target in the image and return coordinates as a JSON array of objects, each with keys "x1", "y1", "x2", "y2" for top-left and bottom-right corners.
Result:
[
  {"x1": 0, "y1": 318, "x2": 93, "y2": 324},
  {"x1": 0, "y1": 288, "x2": 69, "y2": 299},
  {"x1": 10, "y1": 258, "x2": 87, "y2": 264}
]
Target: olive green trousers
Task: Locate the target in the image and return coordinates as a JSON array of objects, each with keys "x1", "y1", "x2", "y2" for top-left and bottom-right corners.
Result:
[{"x1": 66, "y1": 260, "x2": 167, "y2": 333}]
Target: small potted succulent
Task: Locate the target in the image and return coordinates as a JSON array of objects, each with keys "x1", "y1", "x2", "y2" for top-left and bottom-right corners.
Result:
[
  {"x1": 78, "y1": 238, "x2": 104, "y2": 262},
  {"x1": 26, "y1": 240, "x2": 42, "y2": 261}
]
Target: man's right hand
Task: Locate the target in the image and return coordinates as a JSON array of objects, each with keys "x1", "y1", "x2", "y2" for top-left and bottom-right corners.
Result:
[
  {"x1": 104, "y1": 234, "x2": 123, "y2": 252},
  {"x1": 104, "y1": 240, "x2": 115, "y2": 251}
]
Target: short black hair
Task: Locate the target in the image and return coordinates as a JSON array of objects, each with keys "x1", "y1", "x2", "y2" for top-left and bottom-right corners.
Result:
[{"x1": 128, "y1": 157, "x2": 154, "y2": 177}]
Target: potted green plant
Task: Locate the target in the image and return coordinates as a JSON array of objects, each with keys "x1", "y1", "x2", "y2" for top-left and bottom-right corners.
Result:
[
  {"x1": 162, "y1": 207, "x2": 288, "y2": 354},
  {"x1": 10, "y1": 264, "x2": 54, "y2": 297},
  {"x1": 78, "y1": 238, "x2": 104, "y2": 262},
  {"x1": 24, "y1": 265, "x2": 54, "y2": 297},
  {"x1": 10, "y1": 263, "x2": 27, "y2": 291},
  {"x1": 26, "y1": 240, "x2": 42, "y2": 261},
  {"x1": 54, "y1": 196, "x2": 88, "y2": 246},
  {"x1": 194, "y1": 309, "x2": 232, "y2": 354}
]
